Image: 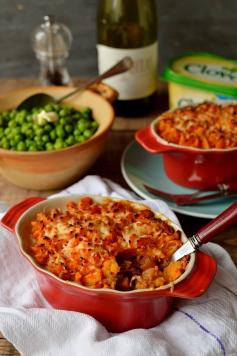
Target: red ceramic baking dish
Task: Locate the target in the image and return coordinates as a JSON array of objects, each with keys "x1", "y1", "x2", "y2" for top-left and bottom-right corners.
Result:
[
  {"x1": 1, "y1": 195, "x2": 217, "y2": 332},
  {"x1": 135, "y1": 106, "x2": 237, "y2": 189}
]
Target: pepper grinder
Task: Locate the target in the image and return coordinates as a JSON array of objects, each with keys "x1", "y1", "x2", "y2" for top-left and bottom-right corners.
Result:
[{"x1": 32, "y1": 15, "x2": 72, "y2": 86}]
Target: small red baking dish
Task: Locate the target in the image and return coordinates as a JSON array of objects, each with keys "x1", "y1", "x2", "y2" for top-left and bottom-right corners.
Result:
[
  {"x1": 1, "y1": 196, "x2": 217, "y2": 332},
  {"x1": 135, "y1": 110, "x2": 237, "y2": 190}
]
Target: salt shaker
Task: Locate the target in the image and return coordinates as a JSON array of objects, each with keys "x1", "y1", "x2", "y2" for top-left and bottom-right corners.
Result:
[{"x1": 32, "y1": 15, "x2": 72, "y2": 86}]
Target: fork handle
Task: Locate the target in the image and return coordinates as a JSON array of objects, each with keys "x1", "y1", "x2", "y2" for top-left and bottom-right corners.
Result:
[
  {"x1": 195, "y1": 200, "x2": 237, "y2": 244},
  {"x1": 219, "y1": 181, "x2": 237, "y2": 192}
]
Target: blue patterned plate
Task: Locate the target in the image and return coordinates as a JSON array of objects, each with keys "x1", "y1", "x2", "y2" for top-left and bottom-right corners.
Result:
[{"x1": 121, "y1": 141, "x2": 236, "y2": 219}]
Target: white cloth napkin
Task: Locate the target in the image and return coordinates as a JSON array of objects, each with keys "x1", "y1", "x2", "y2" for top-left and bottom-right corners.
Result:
[{"x1": 0, "y1": 175, "x2": 237, "y2": 356}]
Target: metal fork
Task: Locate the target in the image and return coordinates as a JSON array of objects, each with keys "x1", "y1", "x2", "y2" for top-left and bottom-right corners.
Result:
[{"x1": 143, "y1": 182, "x2": 237, "y2": 205}]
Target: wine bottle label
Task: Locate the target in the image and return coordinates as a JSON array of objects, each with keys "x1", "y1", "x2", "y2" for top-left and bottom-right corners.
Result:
[{"x1": 97, "y1": 42, "x2": 158, "y2": 100}]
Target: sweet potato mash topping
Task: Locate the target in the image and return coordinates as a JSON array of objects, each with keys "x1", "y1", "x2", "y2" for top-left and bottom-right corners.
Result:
[
  {"x1": 30, "y1": 197, "x2": 188, "y2": 291},
  {"x1": 156, "y1": 102, "x2": 237, "y2": 149}
]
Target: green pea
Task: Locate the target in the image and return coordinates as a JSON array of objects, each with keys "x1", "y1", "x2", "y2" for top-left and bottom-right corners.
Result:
[
  {"x1": 15, "y1": 134, "x2": 24, "y2": 143},
  {"x1": 46, "y1": 142, "x2": 54, "y2": 151},
  {"x1": 9, "y1": 110, "x2": 17, "y2": 119},
  {"x1": 6, "y1": 131, "x2": 13, "y2": 139},
  {"x1": 32, "y1": 123, "x2": 39, "y2": 131},
  {"x1": 8, "y1": 120, "x2": 18, "y2": 128},
  {"x1": 83, "y1": 107, "x2": 92, "y2": 116},
  {"x1": 44, "y1": 124, "x2": 52, "y2": 132},
  {"x1": 56, "y1": 125, "x2": 65, "y2": 138},
  {"x1": 65, "y1": 124, "x2": 73, "y2": 133},
  {"x1": 77, "y1": 119, "x2": 90, "y2": 132},
  {"x1": 73, "y1": 129, "x2": 80, "y2": 137},
  {"x1": 4, "y1": 127, "x2": 11, "y2": 135},
  {"x1": 1, "y1": 111, "x2": 9, "y2": 119},
  {"x1": 12, "y1": 127, "x2": 22, "y2": 135},
  {"x1": 25, "y1": 139, "x2": 34, "y2": 148},
  {"x1": 75, "y1": 135, "x2": 86, "y2": 143},
  {"x1": 25, "y1": 128, "x2": 34, "y2": 138},
  {"x1": 10, "y1": 138, "x2": 17, "y2": 147},
  {"x1": 38, "y1": 118, "x2": 47, "y2": 126},
  {"x1": 26, "y1": 115, "x2": 33, "y2": 122},
  {"x1": 65, "y1": 135, "x2": 75, "y2": 146},
  {"x1": 51, "y1": 103, "x2": 60, "y2": 112},
  {"x1": 59, "y1": 117, "x2": 67, "y2": 126},
  {"x1": 21, "y1": 123, "x2": 29, "y2": 133},
  {"x1": 35, "y1": 128, "x2": 44, "y2": 136},
  {"x1": 15, "y1": 113, "x2": 25, "y2": 125},
  {"x1": 28, "y1": 144, "x2": 37, "y2": 152},
  {"x1": 42, "y1": 134, "x2": 50, "y2": 143},
  {"x1": 83, "y1": 129, "x2": 93, "y2": 139},
  {"x1": 1, "y1": 140, "x2": 10, "y2": 149},
  {"x1": 55, "y1": 137, "x2": 64, "y2": 144},
  {"x1": 72, "y1": 113, "x2": 82, "y2": 120},
  {"x1": 50, "y1": 130, "x2": 57, "y2": 141},
  {"x1": 35, "y1": 137, "x2": 42, "y2": 145},
  {"x1": 91, "y1": 121, "x2": 99, "y2": 129},
  {"x1": 54, "y1": 141, "x2": 64, "y2": 150},
  {"x1": 16, "y1": 141, "x2": 26, "y2": 151},
  {"x1": 20, "y1": 109, "x2": 27, "y2": 118},
  {"x1": 59, "y1": 109, "x2": 67, "y2": 117},
  {"x1": 44, "y1": 104, "x2": 54, "y2": 112}
]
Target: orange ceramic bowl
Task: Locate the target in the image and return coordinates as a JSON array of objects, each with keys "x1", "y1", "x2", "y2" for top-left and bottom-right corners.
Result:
[
  {"x1": 1, "y1": 195, "x2": 217, "y2": 332},
  {"x1": 0, "y1": 87, "x2": 115, "y2": 190}
]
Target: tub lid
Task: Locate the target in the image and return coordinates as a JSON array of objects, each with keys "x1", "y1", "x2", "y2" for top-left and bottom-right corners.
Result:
[{"x1": 161, "y1": 51, "x2": 237, "y2": 97}]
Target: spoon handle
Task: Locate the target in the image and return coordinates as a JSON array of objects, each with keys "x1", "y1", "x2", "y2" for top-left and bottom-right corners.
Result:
[
  {"x1": 195, "y1": 200, "x2": 237, "y2": 244},
  {"x1": 56, "y1": 57, "x2": 133, "y2": 103}
]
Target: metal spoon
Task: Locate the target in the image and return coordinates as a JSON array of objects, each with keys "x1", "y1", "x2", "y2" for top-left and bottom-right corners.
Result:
[{"x1": 17, "y1": 57, "x2": 133, "y2": 110}]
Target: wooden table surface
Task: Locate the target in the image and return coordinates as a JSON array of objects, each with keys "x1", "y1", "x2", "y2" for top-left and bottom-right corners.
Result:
[{"x1": 0, "y1": 78, "x2": 237, "y2": 356}]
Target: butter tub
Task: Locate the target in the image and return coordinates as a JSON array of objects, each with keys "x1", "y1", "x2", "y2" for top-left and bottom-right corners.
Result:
[{"x1": 161, "y1": 52, "x2": 237, "y2": 109}]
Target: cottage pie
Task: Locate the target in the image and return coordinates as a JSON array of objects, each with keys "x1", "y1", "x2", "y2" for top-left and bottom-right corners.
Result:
[
  {"x1": 30, "y1": 196, "x2": 188, "y2": 291},
  {"x1": 156, "y1": 102, "x2": 237, "y2": 149}
]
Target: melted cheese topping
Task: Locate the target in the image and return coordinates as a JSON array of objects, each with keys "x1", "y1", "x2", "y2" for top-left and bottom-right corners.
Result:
[
  {"x1": 30, "y1": 197, "x2": 188, "y2": 291},
  {"x1": 156, "y1": 102, "x2": 237, "y2": 149}
]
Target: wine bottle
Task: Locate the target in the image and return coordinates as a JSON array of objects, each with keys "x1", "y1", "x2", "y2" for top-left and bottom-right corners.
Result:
[{"x1": 97, "y1": 0, "x2": 158, "y2": 117}]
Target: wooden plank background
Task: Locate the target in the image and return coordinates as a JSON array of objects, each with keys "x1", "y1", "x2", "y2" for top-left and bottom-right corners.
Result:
[{"x1": 1, "y1": 0, "x2": 237, "y2": 78}]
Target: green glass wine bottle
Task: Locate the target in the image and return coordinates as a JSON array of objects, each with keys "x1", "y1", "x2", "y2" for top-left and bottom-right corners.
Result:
[{"x1": 97, "y1": 0, "x2": 158, "y2": 117}]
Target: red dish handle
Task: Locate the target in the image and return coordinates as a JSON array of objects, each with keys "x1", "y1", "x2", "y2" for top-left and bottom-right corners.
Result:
[
  {"x1": 0, "y1": 197, "x2": 46, "y2": 233},
  {"x1": 196, "y1": 200, "x2": 237, "y2": 244},
  {"x1": 135, "y1": 126, "x2": 174, "y2": 153},
  {"x1": 171, "y1": 251, "x2": 217, "y2": 298}
]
